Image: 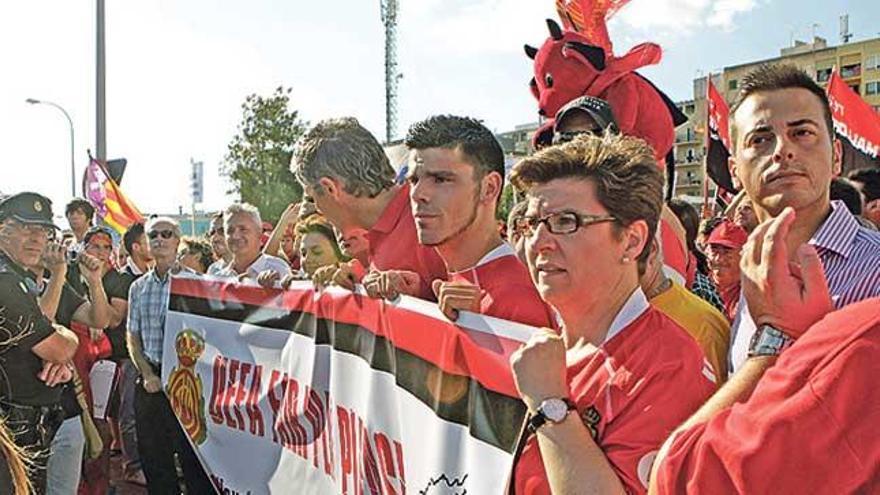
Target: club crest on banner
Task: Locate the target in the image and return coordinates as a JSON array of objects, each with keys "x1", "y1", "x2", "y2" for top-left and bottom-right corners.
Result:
[{"x1": 167, "y1": 329, "x2": 208, "y2": 445}]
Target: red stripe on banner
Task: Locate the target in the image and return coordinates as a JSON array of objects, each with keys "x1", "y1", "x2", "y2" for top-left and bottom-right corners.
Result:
[{"x1": 170, "y1": 278, "x2": 526, "y2": 398}]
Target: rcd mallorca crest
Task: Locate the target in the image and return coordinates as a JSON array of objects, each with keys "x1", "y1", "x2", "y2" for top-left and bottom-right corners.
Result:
[{"x1": 167, "y1": 329, "x2": 208, "y2": 445}]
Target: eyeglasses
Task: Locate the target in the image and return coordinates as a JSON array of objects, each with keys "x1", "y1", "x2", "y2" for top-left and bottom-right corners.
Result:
[
  {"x1": 208, "y1": 227, "x2": 224, "y2": 236},
  {"x1": 147, "y1": 229, "x2": 176, "y2": 240},
  {"x1": 522, "y1": 212, "x2": 617, "y2": 236}
]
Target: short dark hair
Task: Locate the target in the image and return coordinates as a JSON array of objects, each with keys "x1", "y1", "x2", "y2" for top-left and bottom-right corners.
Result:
[
  {"x1": 729, "y1": 64, "x2": 834, "y2": 149},
  {"x1": 830, "y1": 177, "x2": 863, "y2": 215},
  {"x1": 178, "y1": 236, "x2": 214, "y2": 272},
  {"x1": 511, "y1": 133, "x2": 663, "y2": 266},
  {"x1": 65, "y1": 198, "x2": 95, "y2": 221},
  {"x1": 847, "y1": 168, "x2": 880, "y2": 203},
  {"x1": 123, "y1": 222, "x2": 145, "y2": 253},
  {"x1": 405, "y1": 115, "x2": 506, "y2": 191},
  {"x1": 666, "y1": 198, "x2": 700, "y2": 251},
  {"x1": 296, "y1": 216, "x2": 345, "y2": 260}
]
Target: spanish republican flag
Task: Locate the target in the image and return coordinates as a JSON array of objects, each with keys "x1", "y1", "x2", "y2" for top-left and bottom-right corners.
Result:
[{"x1": 83, "y1": 157, "x2": 144, "y2": 233}]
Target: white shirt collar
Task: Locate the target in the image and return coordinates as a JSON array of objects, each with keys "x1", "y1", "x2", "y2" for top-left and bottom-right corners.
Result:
[
  {"x1": 126, "y1": 257, "x2": 144, "y2": 276},
  {"x1": 603, "y1": 287, "x2": 650, "y2": 344},
  {"x1": 448, "y1": 242, "x2": 515, "y2": 275}
]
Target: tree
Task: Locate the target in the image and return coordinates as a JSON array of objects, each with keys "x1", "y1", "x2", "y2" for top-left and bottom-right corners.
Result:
[{"x1": 223, "y1": 86, "x2": 307, "y2": 224}]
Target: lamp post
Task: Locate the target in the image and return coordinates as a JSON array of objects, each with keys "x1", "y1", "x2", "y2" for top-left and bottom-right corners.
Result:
[{"x1": 26, "y1": 98, "x2": 76, "y2": 197}]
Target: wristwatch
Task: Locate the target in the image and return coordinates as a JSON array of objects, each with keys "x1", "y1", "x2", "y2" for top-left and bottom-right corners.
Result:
[
  {"x1": 526, "y1": 398, "x2": 575, "y2": 433},
  {"x1": 748, "y1": 324, "x2": 794, "y2": 358}
]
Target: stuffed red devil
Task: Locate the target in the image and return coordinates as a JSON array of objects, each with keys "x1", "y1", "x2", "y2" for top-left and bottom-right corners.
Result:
[{"x1": 525, "y1": 19, "x2": 686, "y2": 168}]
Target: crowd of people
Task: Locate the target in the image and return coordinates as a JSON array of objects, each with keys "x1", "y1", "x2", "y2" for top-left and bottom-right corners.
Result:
[{"x1": 0, "y1": 62, "x2": 878, "y2": 494}]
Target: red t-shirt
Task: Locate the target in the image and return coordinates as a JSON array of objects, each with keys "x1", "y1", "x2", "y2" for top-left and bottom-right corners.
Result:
[
  {"x1": 513, "y1": 290, "x2": 716, "y2": 495},
  {"x1": 653, "y1": 297, "x2": 880, "y2": 494},
  {"x1": 367, "y1": 184, "x2": 447, "y2": 301},
  {"x1": 446, "y1": 244, "x2": 555, "y2": 328}
]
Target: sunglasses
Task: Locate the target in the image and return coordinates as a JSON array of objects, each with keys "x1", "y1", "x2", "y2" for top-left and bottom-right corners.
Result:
[{"x1": 147, "y1": 229, "x2": 176, "y2": 240}]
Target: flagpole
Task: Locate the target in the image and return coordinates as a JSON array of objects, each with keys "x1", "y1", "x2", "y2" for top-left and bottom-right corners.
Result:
[{"x1": 701, "y1": 73, "x2": 712, "y2": 219}]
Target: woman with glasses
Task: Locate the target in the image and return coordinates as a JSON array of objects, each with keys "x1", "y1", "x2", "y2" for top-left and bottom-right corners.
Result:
[{"x1": 506, "y1": 134, "x2": 716, "y2": 495}]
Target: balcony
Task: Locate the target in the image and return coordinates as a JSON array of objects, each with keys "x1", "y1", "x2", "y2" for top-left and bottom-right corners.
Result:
[{"x1": 841, "y1": 63, "x2": 862, "y2": 79}]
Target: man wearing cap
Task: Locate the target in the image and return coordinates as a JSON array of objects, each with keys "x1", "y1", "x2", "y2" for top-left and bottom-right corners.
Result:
[
  {"x1": 551, "y1": 96, "x2": 619, "y2": 145},
  {"x1": 706, "y1": 220, "x2": 748, "y2": 321},
  {"x1": 126, "y1": 217, "x2": 213, "y2": 493},
  {"x1": 0, "y1": 192, "x2": 80, "y2": 493}
]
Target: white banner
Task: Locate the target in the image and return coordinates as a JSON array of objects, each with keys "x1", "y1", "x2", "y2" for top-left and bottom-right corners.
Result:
[{"x1": 162, "y1": 277, "x2": 535, "y2": 495}]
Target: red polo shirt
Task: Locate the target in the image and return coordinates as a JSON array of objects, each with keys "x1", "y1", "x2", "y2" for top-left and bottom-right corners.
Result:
[
  {"x1": 367, "y1": 184, "x2": 447, "y2": 301},
  {"x1": 653, "y1": 297, "x2": 880, "y2": 494},
  {"x1": 513, "y1": 289, "x2": 716, "y2": 494},
  {"x1": 446, "y1": 243, "x2": 555, "y2": 328}
]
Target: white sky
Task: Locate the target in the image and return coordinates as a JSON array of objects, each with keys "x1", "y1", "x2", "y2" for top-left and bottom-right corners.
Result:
[{"x1": 1, "y1": 0, "x2": 876, "y2": 217}]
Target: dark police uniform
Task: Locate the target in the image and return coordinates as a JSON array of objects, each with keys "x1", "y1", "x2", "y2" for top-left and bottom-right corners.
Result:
[{"x1": 0, "y1": 193, "x2": 68, "y2": 493}]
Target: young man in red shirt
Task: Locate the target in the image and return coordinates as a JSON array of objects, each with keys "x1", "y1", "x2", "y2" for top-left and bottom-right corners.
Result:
[
  {"x1": 650, "y1": 207, "x2": 878, "y2": 494},
  {"x1": 290, "y1": 117, "x2": 446, "y2": 300},
  {"x1": 404, "y1": 115, "x2": 554, "y2": 327}
]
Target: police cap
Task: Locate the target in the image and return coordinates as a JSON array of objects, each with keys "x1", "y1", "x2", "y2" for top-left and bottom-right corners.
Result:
[{"x1": 0, "y1": 192, "x2": 60, "y2": 229}]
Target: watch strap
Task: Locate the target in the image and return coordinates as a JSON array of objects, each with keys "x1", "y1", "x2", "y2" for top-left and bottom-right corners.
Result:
[
  {"x1": 526, "y1": 398, "x2": 575, "y2": 433},
  {"x1": 748, "y1": 324, "x2": 794, "y2": 358}
]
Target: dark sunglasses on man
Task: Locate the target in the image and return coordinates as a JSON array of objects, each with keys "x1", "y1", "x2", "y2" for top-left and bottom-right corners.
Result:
[{"x1": 147, "y1": 229, "x2": 176, "y2": 240}]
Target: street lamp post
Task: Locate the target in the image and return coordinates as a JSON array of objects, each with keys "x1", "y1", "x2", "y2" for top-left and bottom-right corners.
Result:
[{"x1": 26, "y1": 98, "x2": 76, "y2": 198}]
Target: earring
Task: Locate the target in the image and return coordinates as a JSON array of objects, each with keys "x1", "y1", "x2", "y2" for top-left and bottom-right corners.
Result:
[{"x1": 622, "y1": 256, "x2": 631, "y2": 263}]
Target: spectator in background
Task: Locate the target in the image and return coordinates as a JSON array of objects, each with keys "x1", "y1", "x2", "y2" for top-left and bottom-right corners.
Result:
[
  {"x1": 666, "y1": 199, "x2": 726, "y2": 314},
  {"x1": 508, "y1": 133, "x2": 715, "y2": 494},
  {"x1": 696, "y1": 216, "x2": 723, "y2": 252},
  {"x1": 706, "y1": 220, "x2": 747, "y2": 321},
  {"x1": 847, "y1": 167, "x2": 880, "y2": 229},
  {"x1": 215, "y1": 203, "x2": 290, "y2": 281},
  {"x1": 297, "y1": 217, "x2": 345, "y2": 277},
  {"x1": 732, "y1": 197, "x2": 759, "y2": 233},
  {"x1": 205, "y1": 212, "x2": 231, "y2": 276},
  {"x1": 65, "y1": 198, "x2": 95, "y2": 245},
  {"x1": 507, "y1": 201, "x2": 529, "y2": 264},
  {"x1": 830, "y1": 176, "x2": 877, "y2": 230},
  {"x1": 126, "y1": 217, "x2": 213, "y2": 493},
  {"x1": 177, "y1": 237, "x2": 213, "y2": 274},
  {"x1": 830, "y1": 177, "x2": 863, "y2": 216}
]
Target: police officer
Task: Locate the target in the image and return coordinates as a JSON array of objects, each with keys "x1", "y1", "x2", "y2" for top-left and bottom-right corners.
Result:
[{"x1": 0, "y1": 192, "x2": 79, "y2": 493}]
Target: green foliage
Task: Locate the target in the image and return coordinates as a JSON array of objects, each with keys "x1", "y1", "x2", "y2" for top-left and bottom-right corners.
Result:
[
  {"x1": 223, "y1": 86, "x2": 307, "y2": 224},
  {"x1": 496, "y1": 183, "x2": 521, "y2": 222}
]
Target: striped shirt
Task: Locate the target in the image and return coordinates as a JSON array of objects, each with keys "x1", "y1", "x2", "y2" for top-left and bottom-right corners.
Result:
[
  {"x1": 127, "y1": 264, "x2": 197, "y2": 365},
  {"x1": 729, "y1": 201, "x2": 880, "y2": 373}
]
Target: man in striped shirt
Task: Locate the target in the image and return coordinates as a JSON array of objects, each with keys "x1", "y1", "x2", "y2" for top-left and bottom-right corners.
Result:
[{"x1": 726, "y1": 64, "x2": 880, "y2": 374}]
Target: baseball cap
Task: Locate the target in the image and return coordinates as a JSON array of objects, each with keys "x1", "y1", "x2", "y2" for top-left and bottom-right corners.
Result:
[
  {"x1": 554, "y1": 96, "x2": 619, "y2": 134},
  {"x1": 0, "y1": 192, "x2": 59, "y2": 229},
  {"x1": 707, "y1": 220, "x2": 748, "y2": 249}
]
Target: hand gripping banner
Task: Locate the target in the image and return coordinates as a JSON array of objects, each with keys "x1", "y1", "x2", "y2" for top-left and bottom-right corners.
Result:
[{"x1": 162, "y1": 276, "x2": 536, "y2": 494}]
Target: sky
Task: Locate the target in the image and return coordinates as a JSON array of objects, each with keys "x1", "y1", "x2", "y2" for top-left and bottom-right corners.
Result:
[{"x1": 1, "y1": 0, "x2": 877, "y2": 217}]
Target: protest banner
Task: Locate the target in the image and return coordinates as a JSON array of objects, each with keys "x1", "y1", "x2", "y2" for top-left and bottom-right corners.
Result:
[{"x1": 162, "y1": 277, "x2": 535, "y2": 495}]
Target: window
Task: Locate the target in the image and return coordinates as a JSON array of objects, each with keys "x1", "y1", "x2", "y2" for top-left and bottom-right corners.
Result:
[
  {"x1": 728, "y1": 79, "x2": 738, "y2": 90},
  {"x1": 841, "y1": 63, "x2": 862, "y2": 78},
  {"x1": 687, "y1": 149, "x2": 695, "y2": 162},
  {"x1": 686, "y1": 104, "x2": 695, "y2": 114},
  {"x1": 816, "y1": 68, "x2": 832, "y2": 82},
  {"x1": 849, "y1": 84, "x2": 860, "y2": 94},
  {"x1": 866, "y1": 55, "x2": 880, "y2": 70},
  {"x1": 867, "y1": 81, "x2": 880, "y2": 95}
]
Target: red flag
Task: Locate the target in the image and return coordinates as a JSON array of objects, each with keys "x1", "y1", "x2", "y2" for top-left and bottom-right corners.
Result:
[
  {"x1": 705, "y1": 78, "x2": 736, "y2": 193},
  {"x1": 827, "y1": 69, "x2": 880, "y2": 166},
  {"x1": 83, "y1": 157, "x2": 145, "y2": 234}
]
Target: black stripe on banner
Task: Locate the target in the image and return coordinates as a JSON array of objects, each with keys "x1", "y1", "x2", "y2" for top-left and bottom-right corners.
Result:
[{"x1": 169, "y1": 293, "x2": 527, "y2": 453}]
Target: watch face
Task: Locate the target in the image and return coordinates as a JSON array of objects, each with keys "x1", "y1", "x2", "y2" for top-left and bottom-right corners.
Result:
[{"x1": 540, "y1": 399, "x2": 569, "y2": 423}]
